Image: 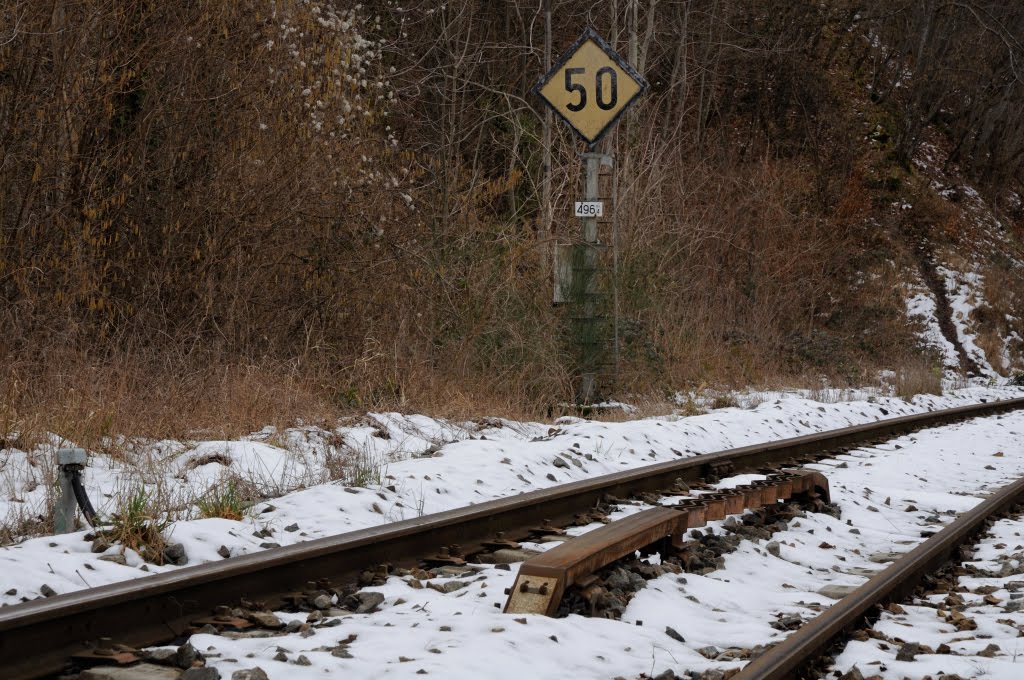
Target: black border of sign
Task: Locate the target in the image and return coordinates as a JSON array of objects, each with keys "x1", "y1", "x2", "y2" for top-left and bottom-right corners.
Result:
[{"x1": 532, "y1": 26, "x2": 649, "y2": 148}]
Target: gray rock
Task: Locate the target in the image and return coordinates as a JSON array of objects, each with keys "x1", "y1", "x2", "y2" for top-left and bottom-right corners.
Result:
[
  {"x1": 842, "y1": 567, "x2": 879, "y2": 577},
  {"x1": 295, "y1": 655, "x2": 312, "y2": 666},
  {"x1": 91, "y1": 538, "x2": 112, "y2": 553},
  {"x1": 182, "y1": 669, "x2": 221, "y2": 680},
  {"x1": 665, "y1": 626, "x2": 685, "y2": 642},
  {"x1": 771, "y1": 613, "x2": 803, "y2": 630},
  {"x1": 715, "y1": 649, "x2": 743, "y2": 661},
  {"x1": 81, "y1": 664, "x2": 183, "y2": 680},
  {"x1": 436, "y1": 565, "x2": 477, "y2": 576},
  {"x1": 284, "y1": 523, "x2": 299, "y2": 532},
  {"x1": 895, "y1": 642, "x2": 921, "y2": 662},
  {"x1": 597, "y1": 592, "x2": 625, "y2": 612},
  {"x1": 1004, "y1": 599, "x2": 1024, "y2": 613},
  {"x1": 98, "y1": 554, "x2": 127, "y2": 566},
  {"x1": 146, "y1": 648, "x2": 178, "y2": 665},
  {"x1": 978, "y1": 643, "x2": 1001, "y2": 658},
  {"x1": 817, "y1": 584, "x2": 858, "y2": 600},
  {"x1": 247, "y1": 611, "x2": 284, "y2": 629},
  {"x1": 312, "y1": 594, "x2": 333, "y2": 610},
  {"x1": 163, "y1": 543, "x2": 188, "y2": 566},
  {"x1": 697, "y1": 646, "x2": 719, "y2": 659},
  {"x1": 175, "y1": 642, "x2": 202, "y2": 669},
  {"x1": 604, "y1": 567, "x2": 645, "y2": 592},
  {"x1": 552, "y1": 457, "x2": 570, "y2": 469},
  {"x1": 765, "y1": 541, "x2": 781, "y2": 557},
  {"x1": 868, "y1": 551, "x2": 902, "y2": 564},
  {"x1": 231, "y1": 670, "x2": 269, "y2": 680},
  {"x1": 354, "y1": 591, "x2": 386, "y2": 612},
  {"x1": 838, "y1": 668, "x2": 866, "y2": 680},
  {"x1": 40, "y1": 584, "x2": 57, "y2": 597},
  {"x1": 217, "y1": 546, "x2": 231, "y2": 559},
  {"x1": 428, "y1": 581, "x2": 467, "y2": 595}
]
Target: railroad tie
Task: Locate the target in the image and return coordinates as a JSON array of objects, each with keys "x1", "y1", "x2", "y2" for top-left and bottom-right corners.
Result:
[{"x1": 504, "y1": 469, "x2": 830, "y2": 616}]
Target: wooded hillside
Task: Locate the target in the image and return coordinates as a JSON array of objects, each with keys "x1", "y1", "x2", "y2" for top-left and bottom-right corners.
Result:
[{"x1": 3, "y1": 1, "x2": 1024, "y2": 438}]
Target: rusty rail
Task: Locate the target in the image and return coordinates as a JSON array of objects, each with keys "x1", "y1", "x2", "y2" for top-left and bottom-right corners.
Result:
[
  {"x1": 0, "y1": 397, "x2": 1022, "y2": 680},
  {"x1": 504, "y1": 470, "x2": 830, "y2": 616},
  {"x1": 733, "y1": 473, "x2": 1024, "y2": 680},
  {"x1": 505, "y1": 506, "x2": 689, "y2": 616}
]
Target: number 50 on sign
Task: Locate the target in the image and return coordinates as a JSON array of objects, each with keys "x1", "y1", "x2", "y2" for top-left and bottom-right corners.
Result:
[{"x1": 534, "y1": 28, "x2": 648, "y2": 146}]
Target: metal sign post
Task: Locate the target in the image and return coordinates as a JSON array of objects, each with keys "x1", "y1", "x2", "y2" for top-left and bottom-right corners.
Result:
[
  {"x1": 534, "y1": 27, "x2": 647, "y2": 405},
  {"x1": 576, "y1": 151, "x2": 611, "y2": 403}
]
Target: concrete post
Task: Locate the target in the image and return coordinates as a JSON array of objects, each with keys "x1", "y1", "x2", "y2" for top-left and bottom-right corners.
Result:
[{"x1": 54, "y1": 448, "x2": 87, "y2": 534}]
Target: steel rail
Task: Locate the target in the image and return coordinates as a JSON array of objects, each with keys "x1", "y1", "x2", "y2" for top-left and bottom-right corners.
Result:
[
  {"x1": 1, "y1": 397, "x2": 1023, "y2": 680},
  {"x1": 734, "y1": 471, "x2": 1024, "y2": 680}
]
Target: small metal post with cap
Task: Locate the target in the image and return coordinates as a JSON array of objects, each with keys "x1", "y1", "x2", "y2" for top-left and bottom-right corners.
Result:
[{"x1": 54, "y1": 447, "x2": 87, "y2": 534}]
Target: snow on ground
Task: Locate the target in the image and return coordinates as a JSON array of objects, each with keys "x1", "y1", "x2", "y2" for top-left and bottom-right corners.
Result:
[
  {"x1": 831, "y1": 515, "x2": 1024, "y2": 679},
  {"x1": 156, "y1": 393, "x2": 1024, "y2": 679},
  {"x1": 3, "y1": 387, "x2": 1024, "y2": 678},
  {"x1": 0, "y1": 386, "x2": 1021, "y2": 608}
]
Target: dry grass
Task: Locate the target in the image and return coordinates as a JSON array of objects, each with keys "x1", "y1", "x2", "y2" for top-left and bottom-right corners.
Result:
[
  {"x1": 102, "y1": 487, "x2": 170, "y2": 563},
  {"x1": 893, "y1": 361, "x2": 945, "y2": 400},
  {"x1": 0, "y1": 352, "x2": 336, "y2": 452},
  {"x1": 196, "y1": 481, "x2": 250, "y2": 522},
  {"x1": 0, "y1": 345, "x2": 569, "y2": 455},
  {"x1": 2, "y1": 0, "x2": 1020, "y2": 450}
]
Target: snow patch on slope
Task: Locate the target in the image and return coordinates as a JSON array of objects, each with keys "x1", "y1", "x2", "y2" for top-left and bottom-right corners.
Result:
[
  {"x1": 937, "y1": 265, "x2": 998, "y2": 376},
  {"x1": 904, "y1": 281, "x2": 960, "y2": 375}
]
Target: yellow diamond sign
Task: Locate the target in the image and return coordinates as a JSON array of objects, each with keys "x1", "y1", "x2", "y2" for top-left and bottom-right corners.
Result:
[{"x1": 535, "y1": 28, "x2": 648, "y2": 146}]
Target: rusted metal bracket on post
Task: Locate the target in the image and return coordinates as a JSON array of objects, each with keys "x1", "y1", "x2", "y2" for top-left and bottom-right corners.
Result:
[{"x1": 504, "y1": 470, "x2": 830, "y2": 616}]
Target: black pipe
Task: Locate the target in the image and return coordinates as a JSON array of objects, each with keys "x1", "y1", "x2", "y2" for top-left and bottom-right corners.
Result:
[{"x1": 70, "y1": 469, "x2": 97, "y2": 527}]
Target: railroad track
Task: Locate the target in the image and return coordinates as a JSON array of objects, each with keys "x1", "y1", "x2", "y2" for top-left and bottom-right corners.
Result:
[
  {"x1": 2, "y1": 397, "x2": 1023, "y2": 680},
  {"x1": 734, "y1": 472, "x2": 1024, "y2": 680}
]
